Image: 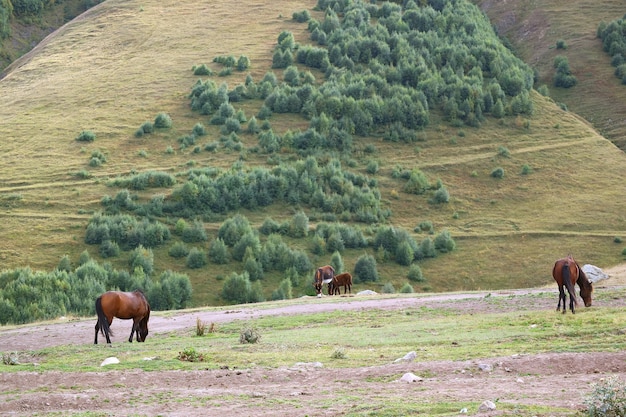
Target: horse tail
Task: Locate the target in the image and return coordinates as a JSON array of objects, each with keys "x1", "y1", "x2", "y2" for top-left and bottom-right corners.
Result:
[
  {"x1": 95, "y1": 296, "x2": 113, "y2": 338},
  {"x1": 562, "y1": 262, "x2": 578, "y2": 306}
]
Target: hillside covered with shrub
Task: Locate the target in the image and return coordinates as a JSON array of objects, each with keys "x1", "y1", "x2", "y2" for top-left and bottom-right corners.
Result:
[{"x1": 0, "y1": 0, "x2": 625, "y2": 324}]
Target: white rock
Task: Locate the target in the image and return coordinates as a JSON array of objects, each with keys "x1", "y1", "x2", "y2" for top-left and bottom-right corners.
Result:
[
  {"x1": 478, "y1": 400, "x2": 496, "y2": 412},
  {"x1": 582, "y1": 264, "x2": 610, "y2": 283},
  {"x1": 100, "y1": 357, "x2": 120, "y2": 367},
  {"x1": 293, "y1": 362, "x2": 323, "y2": 368},
  {"x1": 394, "y1": 351, "x2": 417, "y2": 363},
  {"x1": 399, "y1": 372, "x2": 423, "y2": 383},
  {"x1": 356, "y1": 290, "x2": 378, "y2": 296},
  {"x1": 477, "y1": 363, "x2": 492, "y2": 372}
]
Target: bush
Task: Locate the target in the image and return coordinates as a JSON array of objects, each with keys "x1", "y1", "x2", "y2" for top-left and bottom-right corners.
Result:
[
  {"x1": 75, "y1": 130, "x2": 96, "y2": 142},
  {"x1": 129, "y1": 245, "x2": 154, "y2": 276},
  {"x1": 186, "y1": 247, "x2": 207, "y2": 269},
  {"x1": 193, "y1": 64, "x2": 212, "y2": 76},
  {"x1": 221, "y1": 272, "x2": 257, "y2": 304},
  {"x1": 154, "y1": 113, "x2": 172, "y2": 129},
  {"x1": 556, "y1": 39, "x2": 567, "y2": 49},
  {"x1": 407, "y1": 264, "x2": 425, "y2": 282},
  {"x1": 399, "y1": 283, "x2": 414, "y2": 293},
  {"x1": 177, "y1": 347, "x2": 205, "y2": 362},
  {"x1": 490, "y1": 167, "x2": 505, "y2": 179},
  {"x1": 434, "y1": 230, "x2": 456, "y2": 253},
  {"x1": 168, "y1": 242, "x2": 189, "y2": 258},
  {"x1": 430, "y1": 186, "x2": 450, "y2": 204},
  {"x1": 293, "y1": 9, "x2": 310, "y2": 23},
  {"x1": 99, "y1": 240, "x2": 120, "y2": 258},
  {"x1": 239, "y1": 326, "x2": 261, "y2": 344},
  {"x1": 208, "y1": 238, "x2": 230, "y2": 264},
  {"x1": 585, "y1": 376, "x2": 626, "y2": 417},
  {"x1": 354, "y1": 254, "x2": 379, "y2": 283},
  {"x1": 381, "y1": 282, "x2": 396, "y2": 294},
  {"x1": 182, "y1": 221, "x2": 208, "y2": 243},
  {"x1": 141, "y1": 121, "x2": 154, "y2": 134},
  {"x1": 237, "y1": 55, "x2": 251, "y2": 71}
]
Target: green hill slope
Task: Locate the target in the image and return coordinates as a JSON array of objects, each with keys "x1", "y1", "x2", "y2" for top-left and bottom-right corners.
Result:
[
  {"x1": 475, "y1": 0, "x2": 626, "y2": 151},
  {"x1": 0, "y1": 0, "x2": 624, "y2": 308}
]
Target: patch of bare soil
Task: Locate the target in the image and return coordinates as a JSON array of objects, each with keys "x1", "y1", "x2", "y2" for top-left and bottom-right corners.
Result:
[{"x1": 2, "y1": 277, "x2": 626, "y2": 416}]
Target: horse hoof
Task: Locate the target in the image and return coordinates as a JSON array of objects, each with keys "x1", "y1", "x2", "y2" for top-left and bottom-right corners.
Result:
[{"x1": 317, "y1": 293, "x2": 322, "y2": 298}]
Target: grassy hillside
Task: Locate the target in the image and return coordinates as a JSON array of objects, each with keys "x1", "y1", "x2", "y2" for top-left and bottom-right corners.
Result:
[
  {"x1": 475, "y1": 0, "x2": 626, "y2": 151},
  {"x1": 0, "y1": 0, "x2": 625, "y2": 307}
]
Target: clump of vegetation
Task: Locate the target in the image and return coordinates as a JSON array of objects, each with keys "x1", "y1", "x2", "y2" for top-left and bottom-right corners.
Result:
[
  {"x1": 553, "y1": 55, "x2": 577, "y2": 88},
  {"x1": 239, "y1": 326, "x2": 261, "y2": 344},
  {"x1": 195, "y1": 318, "x2": 214, "y2": 336},
  {"x1": 399, "y1": 283, "x2": 414, "y2": 293},
  {"x1": 2, "y1": 352, "x2": 19, "y2": 365},
  {"x1": 193, "y1": 63, "x2": 213, "y2": 76},
  {"x1": 584, "y1": 376, "x2": 626, "y2": 416},
  {"x1": 407, "y1": 265, "x2": 425, "y2": 283},
  {"x1": 597, "y1": 18, "x2": 626, "y2": 83},
  {"x1": 154, "y1": 112, "x2": 172, "y2": 129},
  {"x1": 491, "y1": 167, "x2": 505, "y2": 179},
  {"x1": 177, "y1": 347, "x2": 205, "y2": 362},
  {"x1": 89, "y1": 150, "x2": 107, "y2": 167},
  {"x1": 75, "y1": 130, "x2": 96, "y2": 142},
  {"x1": 330, "y1": 347, "x2": 347, "y2": 359}
]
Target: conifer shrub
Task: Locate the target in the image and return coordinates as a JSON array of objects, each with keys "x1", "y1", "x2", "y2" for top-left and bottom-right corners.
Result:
[
  {"x1": 168, "y1": 242, "x2": 189, "y2": 259},
  {"x1": 154, "y1": 113, "x2": 172, "y2": 128},
  {"x1": 354, "y1": 254, "x2": 378, "y2": 283},
  {"x1": 75, "y1": 130, "x2": 95, "y2": 142},
  {"x1": 407, "y1": 264, "x2": 425, "y2": 282},
  {"x1": 186, "y1": 247, "x2": 207, "y2": 269},
  {"x1": 193, "y1": 64, "x2": 212, "y2": 76},
  {"x1": 208, "y1": 238, "x2": 230, "y2": 264}
]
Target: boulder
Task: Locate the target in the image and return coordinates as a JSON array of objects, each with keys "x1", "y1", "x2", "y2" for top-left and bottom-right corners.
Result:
[
  {"x1": 582, "y1": 264, "x2": 610, "y2": 283},
  {"x1": 100, "y1": 357, "x2": 120, "y2": 367}
]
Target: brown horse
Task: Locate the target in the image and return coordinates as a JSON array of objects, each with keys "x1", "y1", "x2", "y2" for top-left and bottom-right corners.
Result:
[
  {"x1": 94, "y1": 290, "x2": 151, "y2": 344},
  {"x1": 552, "y1": 256, "x2": 593, "y2": 314},
  {"x1": 313, "y1": 265, "x2": 335, "y2": 296},
  {"x1": 329, "y1": 272, "x2": 353, "y2": 295}
]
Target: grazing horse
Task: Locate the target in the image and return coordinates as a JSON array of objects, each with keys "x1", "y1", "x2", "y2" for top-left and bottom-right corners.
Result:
[
  {"x1": 313, "y1": 265, "x2": 335, "y2": 296},
  {"x1": 329, "y1": 272, "x2": 353, "y2": 295},
  {"x1": 552, "y1": 256, "x2": 593, "y2": 314},
  {"x1": 94, "y1": 290, "x2": 151, "y2": 344}
]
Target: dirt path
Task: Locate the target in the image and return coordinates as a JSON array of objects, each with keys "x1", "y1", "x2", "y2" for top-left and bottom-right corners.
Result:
[{"x1": 2, "y1": 273, "x2": 626, "y2": 416}]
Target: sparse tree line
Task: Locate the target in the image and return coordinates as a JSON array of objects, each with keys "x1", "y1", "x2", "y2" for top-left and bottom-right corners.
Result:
[
  {"x1": 0, "y1": 251, "x2": 192, "y2": 325},
  {"x1": 597, "y1": 16, "x2": 626, "y2": 84},
  {"x1": 0, "y1": 0, "x2": 103, "y2": 39},
  {"x1": 81, "y1": 205, "x2": 455, "y2": 303}
]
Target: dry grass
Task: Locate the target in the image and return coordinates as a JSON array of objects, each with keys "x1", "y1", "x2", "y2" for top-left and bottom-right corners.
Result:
[
  {"x1": 0, "y1": 0, "x2": 624, "y2": 305},
  {"x1": 476, "y1": 0, "x2": 626, "y2": 150}
]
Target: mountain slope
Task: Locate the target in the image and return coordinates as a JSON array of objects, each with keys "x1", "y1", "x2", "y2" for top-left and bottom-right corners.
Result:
[
  {"x1": 475, "y1": 0, "x2": 626, "y2": 150},
  {"x1": 0, "y1": 0, "x2": 624, "y2": 305}
]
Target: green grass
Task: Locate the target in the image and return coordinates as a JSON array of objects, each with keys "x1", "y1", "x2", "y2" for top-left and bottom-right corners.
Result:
[
  {"x1": 5, "y1": 293, "x2": 624, "y2": 416},
  {"x1": 5, "y1": 292, "x2": 626, "y2": 373},
  {"x1": 0, "y1": 0, "x2": 624, "y2": 308}
]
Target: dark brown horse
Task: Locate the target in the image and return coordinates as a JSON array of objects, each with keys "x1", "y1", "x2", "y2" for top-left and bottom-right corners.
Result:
[
  {"x1": 313, "y1": 265, "x2": 335, "y2": 296},
  {"x1": 329, "y1": 272, "x2": 353, "y2": 295},
  {"x1": 552, "y1": 256, "x2": 593, "y2": 314},
  {"x1": 94, "y1": 290, "x2": 151, "y2": 344}
]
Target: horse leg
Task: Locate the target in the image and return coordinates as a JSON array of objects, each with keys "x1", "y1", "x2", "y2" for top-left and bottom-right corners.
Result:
[
  {"x1": 129, "y1": 321, "x2": 138, "y2": 343},
  {"x1": 105, "y1": 318, "x2": 112, "y2": 344},
  {"x1": 569, "y1": 292, "x2": 576, "y2": 314},
  {"x1": 94, "y1": 321, "x2": 100, "y2": 344},
  {"x1": 557, "y1": 285, "x2": 565, "y2": 313}
]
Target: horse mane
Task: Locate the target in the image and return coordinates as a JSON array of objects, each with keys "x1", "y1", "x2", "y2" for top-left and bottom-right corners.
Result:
[{"x1": 575, "y1": 262, "x2": 593, "y2": 290}]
